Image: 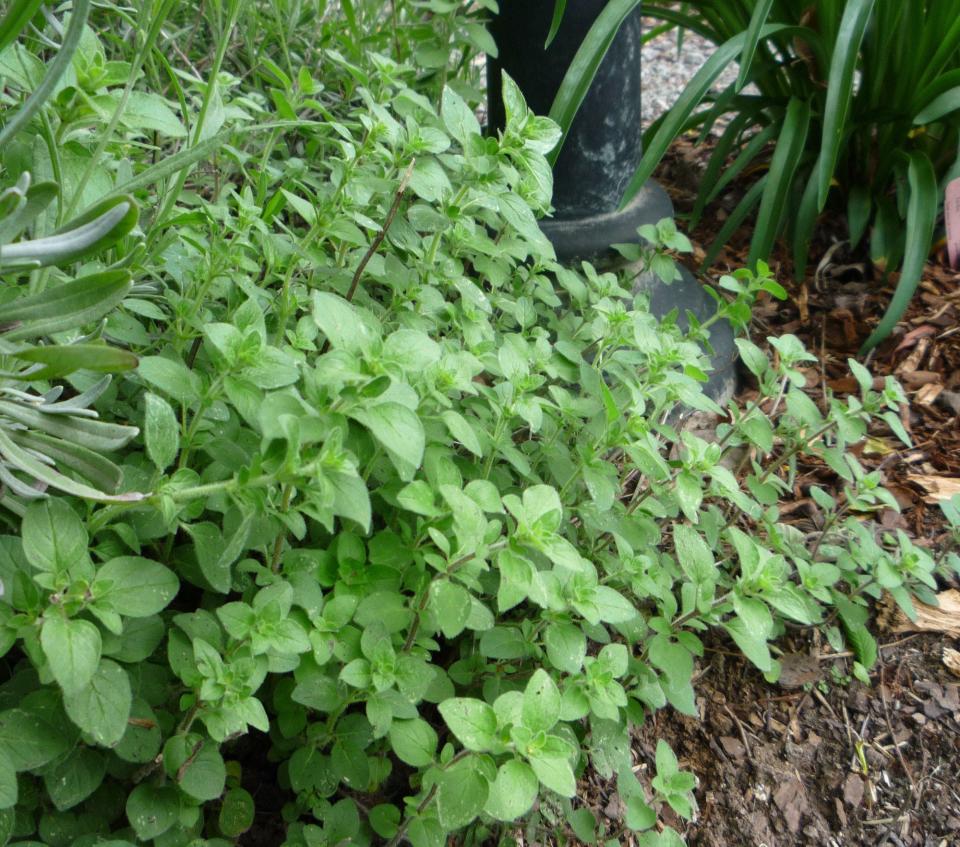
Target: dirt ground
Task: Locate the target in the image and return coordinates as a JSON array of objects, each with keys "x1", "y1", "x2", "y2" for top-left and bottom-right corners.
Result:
[{"x1": 623, "y1": 632, "x2": 960, "y2": 847}]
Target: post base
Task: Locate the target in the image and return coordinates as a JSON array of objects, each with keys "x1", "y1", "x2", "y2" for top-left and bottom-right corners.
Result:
[
  {"x1": 539, "y1": 180, "x2": 674, "y2": 264},
  {"x1": 632, "y1": 264, "x2": 738, "y2": 405}
]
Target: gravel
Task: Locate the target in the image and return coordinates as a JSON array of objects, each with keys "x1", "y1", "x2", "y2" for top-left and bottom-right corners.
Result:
[{"x1": 640, "y1": 18, "x2": 740, "y2": 129}]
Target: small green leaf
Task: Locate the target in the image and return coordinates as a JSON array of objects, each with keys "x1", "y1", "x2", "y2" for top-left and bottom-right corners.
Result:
[
  {"x1": 43, "y1": 747, "x2": 105, "y2": 811},
  {"x1": 92, "y1": 556, "x2": 179, "y2": 617},
  {"x1": 312, "y1": 291, "x2": 380, "y2": 354},
  {"x1": 594, "y1": 586, "x2": 637, "y2": 624},
  {"x1": 117, "y1": 91, "x2": 188, "y2": 137},
  {"x1": 723, "y1": 595, "x2": 773, "y2": 672},
  {"x1": 0, "y1": 749, "x2": 15, "y2": 808},
  {"x1": 388, "y1": 718, "x2": 437, "y2": 767},
  {"x1": 522, "y1": 669, "x2": 561, "y2": 733},
  {"x1": 41, "y1": 616, "x2": 101, "y2": 695},
  {"x1": 674, "y1": 471, "x2": 703, "y2": 523},
  {"x1": 0, "y1": 707, "x2": 70, "y2": 770},
  {"x1": 219, "y1": 787, "x2": 255, "y2": 837},
  {"x1": 22, "y1": 499, "x2": 88, "y2": 574},
  {"x1": 440, "y1": 85, "x2": 481, "y2": 145},
  {"x1": 63, "y1": 658, "x2": 132, "y2": 746},
  {"x1": 349, "y1": 402, "x2": 425, "y2": 480},
  {"x1": 166, "y1": 738, "x2": 226, "y2": 801},
  {"x1": 673, "y1": 525, "x2": 715, "y2": 584},
  {"x1": 369, "y1": 804, "x2": 400, "y2": 839},
  {"x1": 126, "y1": 784, "x2": 180, "y2": 840},
  {"x1": 397, "y1": 480, "x2": 438, "y2": 516},
  {"x1": 441, "y1": 409, "x2": 483, "y2": 457},
  {"x1": 527, "y1": 751, "x2": 576, "y2": 797},
  {"x1": 431, "y1": 580, "x2": 472, "y2": 639},
  {"x1": 544, "y1": 622, "x2": 586, "y2": 673},
  {"x1": 144, "y1": 392, "x2": 179, "y2": 470},
  {"x1": 137, "y1": 355, "x2": 201, "y2": 405},
  {"x1": 437, "y1": 756, "x2": 488, "y2": 829},
  {"x1": 655, "y1": 739, "x2": 679, "y2": 779},
  {"x1": 484, "y1": 759, "x2": 539, "y2": 821},
  {"x1": 438, "y1": 698, "x2": 498, "y2": 752}
]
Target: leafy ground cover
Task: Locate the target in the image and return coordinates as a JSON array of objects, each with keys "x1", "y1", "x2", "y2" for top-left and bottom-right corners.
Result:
[
  {"x1": 0, "y1": 2, "x2": 957, "y2": 847},
  {"x1": 631, "y1": 132, "x2": 960, "y2": 847}
]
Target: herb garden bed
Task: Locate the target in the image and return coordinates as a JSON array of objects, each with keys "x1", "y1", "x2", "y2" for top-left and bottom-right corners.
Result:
[{"x1": 1, "y1": 3, "x2": 958, "y2": 847}]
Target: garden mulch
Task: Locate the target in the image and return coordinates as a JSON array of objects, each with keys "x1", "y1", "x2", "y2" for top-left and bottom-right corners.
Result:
[{"x1": 566, "y1": 135, "x2": 960, "y2": 847}]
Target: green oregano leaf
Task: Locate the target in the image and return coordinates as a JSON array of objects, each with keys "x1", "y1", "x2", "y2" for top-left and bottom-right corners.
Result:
[
  {"x1": 40, "y1": 616, "x2": 101, "y2": 695},
  {"x1": 63, "y1": 658, "x2": 132, "y2": 746},
  {"x1": 438, "y1": 698, "x2": 497, "y2": 752},
  {"x1": 143, "y1": 392, "x2": 179, "y2": 470}
]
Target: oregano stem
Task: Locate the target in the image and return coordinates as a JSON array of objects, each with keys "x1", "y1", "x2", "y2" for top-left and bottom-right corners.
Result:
[
  {"x1": 318, "y1": 160, "x2": 414, "y2": 354},
  {"x1": 345, "y1": 159, "x2": 414, "y2": 303},
  {"x1": 384, "y1": 749, "x2": 473, "y2": 847}
]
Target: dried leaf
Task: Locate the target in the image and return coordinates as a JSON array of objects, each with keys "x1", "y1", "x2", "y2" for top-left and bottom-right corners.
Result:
[
  {"x1": 863, "y1": 436, "x2": 897, "y2": 456},
  {"x1": 915, "y1": 383, "x2": 943, "y2": 407},
  {"x1": 943, "y1": 647, "x2": 960, "y2": 678},
  {"x1": 908, "y1": 474, "x2": 960, "y2": 503},
  {"x1": 778, "y1": 653, "x2": 821, "y2": 689},
  {"x1": 843, "y1": 773, "x2": 865, "y2": 808},
  {"x1": 886, "y1": 589, "x2": 960, "y2": 638}
]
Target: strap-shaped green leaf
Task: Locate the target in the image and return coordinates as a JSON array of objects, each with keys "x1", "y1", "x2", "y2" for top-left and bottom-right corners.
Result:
[
  {"x1": 747, "y1": 97, "x2": 811, "y2": 268},
  {"x1": 692, "y1": 118, "x2": 776, "y2": 227},
  {"x1": 736, "y1": 0, "x2": 775, "y2": 92},
  {"x1": 0, "y1": 427, "x2": 145, "y2": 502},
  {"x1": 0, "y1": 0, "x2": 43, "y2": 54},
  {"x1": 816, "y1": 0, "x2": 875, "y2": 211},
  {"x1": 12, "y1": 344, "x2": 138, "y2": 380},
  {"x1": 546, "y1": 0, "x2": 641, "y2": 166},
  {"x1": 11, "y1": 431, "x2": 123, "y2": 494},
  {"x1": 0, "y1": 178, "x2": 58, "y2": 246},
  {"x1": 620, "y1": 23, "x2": 799, "y2": 209},
  {"x1": 700, "y1": 176, "x2": 767, "y2": 270},
  {"x1": 869, "y1": 196, "x2": 905, "y2": 279},
  {"x1": 791, "y1": 163, "x2": 821, "y2": 281},
  {"x1": 0, "y1": 0, "x2": 91, "y2": 148},
  {"x1": 860, "y1": 151, "x2": 937, "y2": 353},
  {"x1": 913, "y1": 86, "x2": 960, "y2": 125},
  {"x1": 0, "y1": 270, "x2": 132, "y2": 341},
  {"x1": 0, "y1": 399, "x2": 138, "y2": 453},
  {"x1": 545, "y1": 0, "x2": 567, "y2": 48},
  {"x1": 918, "y1": 7, "x2": 960, "y2": 91}
]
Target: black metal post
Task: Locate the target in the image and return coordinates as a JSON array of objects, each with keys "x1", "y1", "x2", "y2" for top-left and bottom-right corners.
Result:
[{"x1": 486, "y1": 1, "x2": 736, "y2": 402}]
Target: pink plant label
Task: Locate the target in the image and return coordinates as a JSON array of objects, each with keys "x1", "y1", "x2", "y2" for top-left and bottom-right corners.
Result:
[{"x1": 947, "y1": 177, "x2": 960, "y2": 269}]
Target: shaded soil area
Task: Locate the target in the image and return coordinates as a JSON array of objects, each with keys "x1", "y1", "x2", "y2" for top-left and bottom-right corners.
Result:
[{"x1": 632, "y1": 633, "x2": 960, "y2": 847}]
